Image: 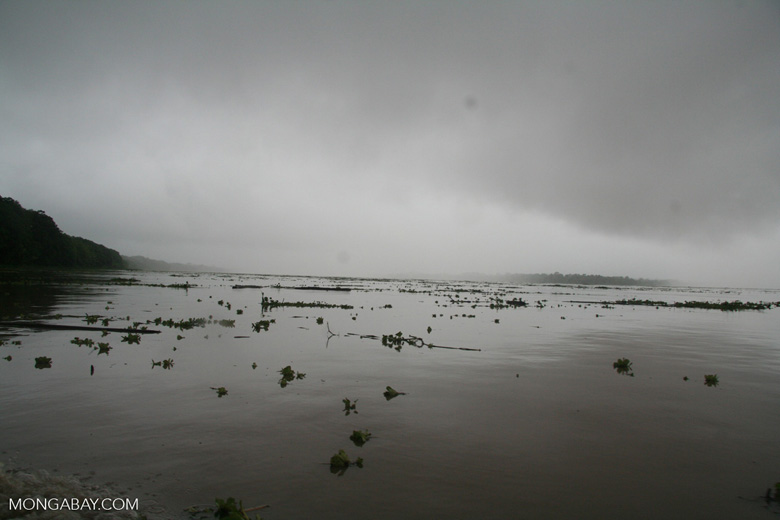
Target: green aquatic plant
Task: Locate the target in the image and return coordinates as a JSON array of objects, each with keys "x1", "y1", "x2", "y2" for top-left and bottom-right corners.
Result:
[
  {"x1": 218, "y1": 319, "x2": 236, "y2": 328},
  {"x1": 83, "y1": 314, "x2": 100, "y2": 325},
  {"x1": 211, "y1": 386, "x2": 228, "y2": 397},
  {"x1": 160, "y1": 317, "x2": 207, "y2": 330},
  {"x1": 329, "y1": 449, "x2": 363, "y2": 475},
  {"x1": 278, "y1": 365, "x2": 305, "y2": 388},
  {"x1": 262, "y1": 297, "x2": 354, "y2": 310},
  {"x1": 252, "y1": 362, "x2": 258, "y2": 370},
  {"x1": 34, "y1": 356, "x2": 52, "y2": 369},
  {"x1": 381, "y1": 331, "x2": 425, "y2": 351},
  {"x1": 251, "y1": 319, "x2": 275, "y2": 332},
  {"x1": 96, "y1": 342, "x2": 111, "y2": 355},
  {"x1": 121, "y1": 333, "x2": 141, "y2": 344},
  {"x1": 316, "y1": 317, "x2": 324, "y2": 325},
  {"x1": 343, "y1": 398, "x2": 358, "y2": 415},
  {"x1": 704, "y1": 374, "x2": 719, "y2": 387},
  {"x1": 613, "y1": 358, "x2": 634, "y2": 376},
  {"x1": 350, "y1": 429, "x2": 372, "y2": 447},
  {"x1": 4, "y1": 355, "x2": 11, "y2": 361},
  {"x1": 213, "y1": 497, "x2": 264, "y2": 520},
  {"x1": 383, "y1": 386, "x2": 406, "y2": 400},
  {"x1": 70, "y1": 337, "x2": 95, "y2": 348},
  {"x1": 152, "y1": 358, "x2": 174, "y2": 369}
]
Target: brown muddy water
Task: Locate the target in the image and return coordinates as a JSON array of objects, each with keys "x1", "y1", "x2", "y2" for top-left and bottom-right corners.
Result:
[{"x1": 1, "y1": 270, "x2": 779, "y2": 519}]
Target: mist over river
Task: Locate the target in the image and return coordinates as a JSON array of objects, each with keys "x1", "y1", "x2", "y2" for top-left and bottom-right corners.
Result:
[{"x1": 2, "y1": 270, "x2": 779, "y2": 519}]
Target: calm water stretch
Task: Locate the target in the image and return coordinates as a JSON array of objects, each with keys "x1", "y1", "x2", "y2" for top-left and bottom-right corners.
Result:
[{"x1": 1, "y1": 270, "x2": 779, "y2": 519}]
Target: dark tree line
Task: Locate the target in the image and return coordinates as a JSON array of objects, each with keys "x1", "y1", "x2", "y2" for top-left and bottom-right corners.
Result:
[
  {"x1": 504, "y1": 271, "x2": 670, "y2": 287},
  {"x1": 0, "y1": 196, "x2": 124, "y2": 269}
]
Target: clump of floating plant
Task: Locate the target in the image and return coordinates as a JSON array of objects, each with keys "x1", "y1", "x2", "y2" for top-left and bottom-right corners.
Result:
[
  {"x1": 34, "y1": 356, "x2": 52, "y2": 369},
  {"x1": 121, "y1": 333, "x2": 141, "y2": 345},
  {"x1": 610, "y1": 298, "x2": 779, "y2": 311},
  {"x1": 381, "y1": 331, "x2": 425, "y2": 351},
  {"x1": 489, "y1": 297, "x2": 528, "y2": 309},
  {"x1": 278, "y1": 365, "x2": 305, "y2": 388},
  {"x1": 350, "y1": 429, "x2": 372, "y2": 447},
  {"x1": 383, "y1": 386, "x2": 406, "y2": 400},
  {"x1": 71, "y1": 337, "x2": 95, "y2": 348},
  {"x1": 329, "y1": 449, "x2": 363, "y2": 475},
  {"x1": 96, "y1": 342, "x2": 111, "y2": 355},
  {"x1": 3, "y1": 355, "x2": 11, "y2": 361},
  {"x1": 152, "y1": 358, "x2": 174, "y2": 369},
  {"x1": 343, "y1": 398, "x2": 358, "y2": 415},
  {"x1": 613, "y1": 358, "x2": 634, "y2": 377},
  {"x1": 316, "y1": 317, "x2": 324, "y2": 325},
  {"x1": 83, "y1": 314, "x2": 100, "y2": 325},
  {"x1": 262, "y1": 297, "x2": 353, "y2": 311},
  {"x1": 212, "y1": 497, "x2": 267, "y2": 520},
  {"x1": 159, "y1": 317, "x2": 207, "y2": 330},
  {"x1": 218, "y1": 319, "x2": 235, "y2": 328},
  {"x1": 251, "y1": 319, "x2": 275, "y2": 332},
  {"x1": 704, "y1": 374, "x2": 719, "y2": 387},
  {"x1": 211, "y1": 386, "x2": 228, "y2": 397}
]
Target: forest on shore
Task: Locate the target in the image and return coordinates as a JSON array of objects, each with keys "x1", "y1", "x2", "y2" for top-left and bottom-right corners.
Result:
[{"x1": 0, "y1": 196, "x2": 124, "y2": 269}]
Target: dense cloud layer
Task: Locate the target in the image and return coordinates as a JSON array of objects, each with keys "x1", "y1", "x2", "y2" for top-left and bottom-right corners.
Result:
[{"x1": 1, "y1": 1, "x2": 779, "y2": 286}]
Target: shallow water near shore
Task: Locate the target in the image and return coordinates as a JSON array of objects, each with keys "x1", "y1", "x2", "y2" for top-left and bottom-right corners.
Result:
[{"x1": 2, "y1": 270, "x2": 780, "y2": 519}]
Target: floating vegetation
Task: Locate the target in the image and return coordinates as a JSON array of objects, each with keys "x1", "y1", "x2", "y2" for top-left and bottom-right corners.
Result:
[
  {"x1": 218, "y1": 319, "x2": 235, "y2": 328},
  {"x1": 262, "y1": 297, "x2": 353, "y2": 311},
  {"x1": 212, "y1": 497, "x2": 267, "y2": 520},
  {"x1": 211, "y1": 386, "x2": 228, "y2": 397},
  {"x1": 252, "y1": 362, "x2": 257, "y2": 370},
  {"x1": 96, "y1": 342, "x2": 111, "y2": 355},
  {"x1": 4, "y1": 355, "x2": 12, "y2": 361},
  {"x1": 329, "y1": 449, "x2": 363, "y2": 475},
  {"x1": 376, "y1": 331, "x2": 481, "y2": 352},
  {"x1": 343, "y1": 398, "x2": 358, "y2": 415},
  {"x1": 704, "y1": 374, "x2": 719, "y2": 387},
  {"x1": 152, "y1": 358, "x2": 174, "y2": 369},
  {"x1": 278, "y1": 365, "x2": 306, "y2": 388},
  {"x1": 316, "y1": 317, "x2": 324, "y2": 325},
  {"x1": 71, "y1": 337, "x2": 95, "y2": 348},
  {"x1": 381, "y1": 331, "x2": 424, "y2": 351},
  {"x1": 34, "y1": 356, "x2": 52, "y2": 369},
  {"x1": 383, "y1": 386, "x2": 406, "y2": 400},
  {"x1": 350, "y1": 429, "x2": 372, "y2": 447},
  {"x1": 489, "y1": 297, "x2": 528, "y2": 309},
  {"x1": 83, "y1": 314, "x2": 100, "y2": 325},
  {"x1": 609, "y1": 298, "x2": 778, "y2": 311},
  {"x1": 251, "y1": 319, "x2": 275, "y2": 332},
  {"x1": 613, "y1": 358, "x2": 634, "y2": 377},
  {"x1": 121, "y1": 333, "x2": 141, "y2": 344},
  {"x1": 159, "y1": 317, "x2": 208, "y2": 330}
]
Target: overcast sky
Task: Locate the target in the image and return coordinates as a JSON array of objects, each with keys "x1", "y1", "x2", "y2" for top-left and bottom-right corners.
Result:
[{"x1": 2, "y1": 1, "x2": 779, "y2": 287}]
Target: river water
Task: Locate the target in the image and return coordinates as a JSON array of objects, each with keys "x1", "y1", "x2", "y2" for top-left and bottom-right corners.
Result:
[{"x1": 1, "y1": 270, "x2": 779, "y2": 519}]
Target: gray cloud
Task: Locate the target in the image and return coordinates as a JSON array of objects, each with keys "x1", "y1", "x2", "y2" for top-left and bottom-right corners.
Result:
[{"x1": 1, "y1": 1, "x2": 779, "y2": 285}]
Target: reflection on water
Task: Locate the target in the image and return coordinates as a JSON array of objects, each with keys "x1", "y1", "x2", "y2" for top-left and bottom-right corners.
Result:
[{"x1": 2, "y1": 270, "x2": 780, "y2": 519}]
